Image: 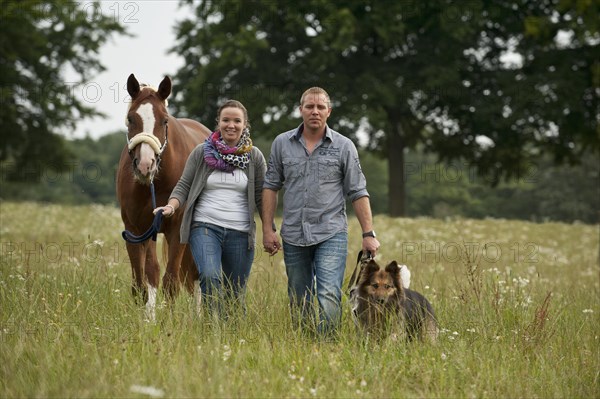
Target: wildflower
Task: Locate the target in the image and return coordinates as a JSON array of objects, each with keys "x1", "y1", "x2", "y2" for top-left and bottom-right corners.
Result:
[
  {"x1": 582, "y1": 309, "x2": 593, "y2": 313},
  {"x1": 310, "y1": 388, "x2": 317, "y2": 396},
  {"x1": 441, "y1": 353, "x2": 447, "y2": 360},
  {"x1": 361, "y1": 380, "x2": 367, "y2": 387},
  {"x1": 129, "y1": 385, "x2": 165, "y2": 398},
  {"x1": 222, "y1": 345, "x2": 232, "y2": 361}
]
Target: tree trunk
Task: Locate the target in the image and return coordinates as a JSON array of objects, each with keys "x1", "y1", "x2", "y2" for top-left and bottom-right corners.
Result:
[{"x1": 388, "y1": 122, "x2": 406, "y2": 217}]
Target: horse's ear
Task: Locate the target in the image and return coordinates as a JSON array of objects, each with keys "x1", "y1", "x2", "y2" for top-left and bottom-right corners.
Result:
[
  {"x1": 157, "y1": 76, "x2": 172, "y2": 101},
  {"x1": 127, "y1": 73, "x2": 140, "y2": 99}
]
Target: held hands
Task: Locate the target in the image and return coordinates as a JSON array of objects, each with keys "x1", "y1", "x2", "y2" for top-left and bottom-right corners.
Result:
[
  {"x1": 263, "y1": 230, "x2": 282, "y2": 256},
  {"x1": 153, "y1": 204, "x2": 175, "y2": 217}
]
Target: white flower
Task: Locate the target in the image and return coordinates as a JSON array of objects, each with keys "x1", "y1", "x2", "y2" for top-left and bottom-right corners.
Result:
[
  {"x1": 583, "y1": 309, "x2": 594, "y2": 313},
  {"x1": 222, "y1": 345, "x2": 232, "y2": 361},
  {"x1": 129, "y1": 385, "x2": 165, "y2": 398}
]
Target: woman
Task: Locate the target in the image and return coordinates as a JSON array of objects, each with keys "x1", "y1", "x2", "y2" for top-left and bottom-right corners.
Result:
[{"x1": 154, "y1": 100, "x2": 267, "y2": 315}]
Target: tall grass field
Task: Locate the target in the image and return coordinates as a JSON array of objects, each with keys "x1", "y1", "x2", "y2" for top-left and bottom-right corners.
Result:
[{"x1": 1, "y1": 201, "x2": 598, "y2": 398}]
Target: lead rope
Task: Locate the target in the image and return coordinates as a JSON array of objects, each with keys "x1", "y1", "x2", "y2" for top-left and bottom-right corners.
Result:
[
  {"x1": 346, "y1": 250, "x2": 373, "y2": 293},
  {"x1": 122, "y1": 181, "x2": 164, "y2": 243}
]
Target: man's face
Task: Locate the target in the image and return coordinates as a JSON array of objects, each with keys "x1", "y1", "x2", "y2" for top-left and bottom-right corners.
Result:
[{"x1": 299, "y1": 94, "x2": 332, "y2": 132}]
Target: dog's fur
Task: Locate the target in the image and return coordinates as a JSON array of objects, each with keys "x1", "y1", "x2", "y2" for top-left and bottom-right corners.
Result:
[{"x1": 351, "y1": 259, "x2": 438, "y2": 342}]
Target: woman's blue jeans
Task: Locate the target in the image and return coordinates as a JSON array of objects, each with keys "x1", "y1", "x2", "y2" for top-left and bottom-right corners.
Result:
[
  {"x1": 189, "y1": 222, "x2": 254, "y2": 316},
  {"x1": 282, "y1": 232, "x2": 348, "y2": 335}
]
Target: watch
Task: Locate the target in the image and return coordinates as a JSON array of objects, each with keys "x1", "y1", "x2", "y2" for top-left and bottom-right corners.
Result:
[{"x1": 362, "y1": 230, "x2": 376, "y2": 238}]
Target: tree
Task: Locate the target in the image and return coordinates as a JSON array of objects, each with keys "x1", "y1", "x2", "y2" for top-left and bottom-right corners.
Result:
[
  {"x1": 172, "y1": 0, "x2": 598, "y2": 216},
  {"x1": 0, "y1": 0, "x2": 126, "y2": 177}
]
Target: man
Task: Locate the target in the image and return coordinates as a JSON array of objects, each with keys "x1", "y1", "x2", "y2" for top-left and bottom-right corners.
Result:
[{"x1": 262, "y1": 87, "x2": 380, "y2": 335}]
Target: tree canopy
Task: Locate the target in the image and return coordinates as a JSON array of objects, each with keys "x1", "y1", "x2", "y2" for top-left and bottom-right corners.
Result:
[
  {"x1": 172, "y1": 0, "x2": 598, "y2": 216},
  {"x1": 0, "y1": 0, "x2": 126, "y2": 176}
]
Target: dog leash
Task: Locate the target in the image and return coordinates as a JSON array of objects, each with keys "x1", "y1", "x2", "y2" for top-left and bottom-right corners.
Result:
[{"x1": 346, "y1": 250, "x2": 373, "y2": 293}]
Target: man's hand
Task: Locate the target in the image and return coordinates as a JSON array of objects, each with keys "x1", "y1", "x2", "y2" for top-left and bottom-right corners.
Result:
[
  {"x1": 362, "y1": 236, "x2": 380, "y2": 257},
  {"x1": 263, "y1": 230, "x2": 282, "y2": 256}
]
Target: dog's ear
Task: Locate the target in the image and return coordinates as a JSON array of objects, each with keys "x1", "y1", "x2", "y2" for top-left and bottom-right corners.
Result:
[
  {"x1": 386, "y1": 261, "x2": 403, "y2": 289},
  {"x1": 385, "y1": 261, "x2": 399, "y2": 275},
  {"x1": 358, "y1": 260, "x2": 380, "y2": 284}
]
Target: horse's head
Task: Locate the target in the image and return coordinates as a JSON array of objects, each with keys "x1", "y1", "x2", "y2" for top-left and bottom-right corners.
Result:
[{"x1": 125, "y1": 73, "x2": 171, "y2": 184}]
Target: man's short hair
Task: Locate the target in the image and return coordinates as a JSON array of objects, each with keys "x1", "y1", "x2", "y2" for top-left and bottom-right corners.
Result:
[{"x1": 300, "y1": 87, "x2": 331, "y2": 108}]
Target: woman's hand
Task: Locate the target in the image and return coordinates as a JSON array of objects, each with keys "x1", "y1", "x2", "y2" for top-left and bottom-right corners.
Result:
[
  {"x1": 263, "y1": 230, "x2": 282, "y2": 256},
  {"x1": 153, "y1": 204, "x2": 175, "y2": 217}
]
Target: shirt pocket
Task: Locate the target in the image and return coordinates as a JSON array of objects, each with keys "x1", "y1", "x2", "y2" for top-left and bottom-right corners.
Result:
[
  {"x1": 283, "y1": 157, "x2": 306, "y2": 182},
  {"x1": 317, "y1": 158, "x2": 341, "y2": 183}
]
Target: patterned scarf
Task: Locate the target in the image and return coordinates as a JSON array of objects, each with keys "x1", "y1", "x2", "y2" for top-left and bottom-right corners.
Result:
[{"x1": 204, "y1": 129, "x2": 253, "y2": 172}]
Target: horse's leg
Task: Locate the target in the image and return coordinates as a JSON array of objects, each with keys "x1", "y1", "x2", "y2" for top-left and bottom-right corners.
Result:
[
  {"x1": 144, "y1": 241, "x2": 160, "y2": 321},
  {"x1": 162, "y1": 230, "x2": 186, "y2": 301},
  {"x1": 126, "y1": 242, "x2": 147, "y2": 304}
]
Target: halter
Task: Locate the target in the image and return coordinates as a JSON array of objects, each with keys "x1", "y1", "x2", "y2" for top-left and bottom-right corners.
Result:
[
  {"x1": 125, "y1": 122, "x2": 169, "y2": 176},
  {"x1": 121, "y1": 120, "x2": 169, "y2": 244}
]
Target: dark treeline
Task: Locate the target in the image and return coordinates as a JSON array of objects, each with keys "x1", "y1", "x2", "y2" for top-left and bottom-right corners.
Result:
[{"x1": 1, "y1": 133, "x2": 597, "y2": 224}]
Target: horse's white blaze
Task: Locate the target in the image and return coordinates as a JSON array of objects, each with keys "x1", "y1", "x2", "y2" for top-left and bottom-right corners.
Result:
[
  {"x1": 194, "y1": 280, "x2": 202, "y2": 317},
  {"x1": 136, "y1": 103, "x2": 157, "y2": 175},
  {"x1": 145, "y1": 285, "x2": 157, "y2": 322}
]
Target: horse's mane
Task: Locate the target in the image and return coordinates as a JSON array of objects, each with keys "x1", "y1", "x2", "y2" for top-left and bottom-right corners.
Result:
[{"x1": 125, "y1": 84, "x2": 169, "y2": 127}]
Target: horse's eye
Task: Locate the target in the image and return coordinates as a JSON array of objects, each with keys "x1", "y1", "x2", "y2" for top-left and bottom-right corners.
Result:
[
  {"x1": 385, "y1": 284, "x2": 392, "y2": 289},
  {"x1": 372, "y1": 283, "x2": 379, "y2": 289},
  {"x1": 163, "y1": 119, "x2": 168, "y2": 126},
  {"x1": 127, "y1": 116, "x2": 133, "y2": 125}
]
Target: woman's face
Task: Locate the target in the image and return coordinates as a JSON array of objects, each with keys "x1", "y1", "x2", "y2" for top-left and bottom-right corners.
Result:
[{"x1": 218, "y1": 107, "x2": 246, "y2": 146}]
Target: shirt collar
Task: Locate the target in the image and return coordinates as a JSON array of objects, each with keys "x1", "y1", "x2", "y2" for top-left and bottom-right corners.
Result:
[{"x1": 291, "y1": 123, "x2": 333, "y2": 142}]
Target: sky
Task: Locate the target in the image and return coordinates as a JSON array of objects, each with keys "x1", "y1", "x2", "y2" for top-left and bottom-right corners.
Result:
[{"x1": 68, "y1": 1, "x2": 191, "y2": 139}]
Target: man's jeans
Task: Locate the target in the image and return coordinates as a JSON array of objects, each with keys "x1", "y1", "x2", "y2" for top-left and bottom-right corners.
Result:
[
  {"x1": 189, "y1": 222, "x2": 254, "y2": 315},
  {"x1": 283, "y1": 232, "x2": 348, "y2": 334}
]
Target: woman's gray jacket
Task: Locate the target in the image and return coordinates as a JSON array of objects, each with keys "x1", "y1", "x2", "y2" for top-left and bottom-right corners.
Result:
[{"x1": 170, "y1": 143, "x2": 267, "y2": 249}]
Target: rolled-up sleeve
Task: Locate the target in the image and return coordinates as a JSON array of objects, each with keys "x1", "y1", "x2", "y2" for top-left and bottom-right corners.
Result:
[
  {"x1": 343, "y1": 141, "x2": 369, "y2": 203},
  {"x1": 263, "y1": 136, "x2": 285, "y2": 191}
]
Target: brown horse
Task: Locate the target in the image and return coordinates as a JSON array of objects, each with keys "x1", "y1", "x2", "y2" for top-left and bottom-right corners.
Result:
[{"x1": 116, "y1": 74, "x2": 210, "y2": 320}]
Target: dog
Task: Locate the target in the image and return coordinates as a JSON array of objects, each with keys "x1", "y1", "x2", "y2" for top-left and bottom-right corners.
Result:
[{"x1": 349, "y1": 256, "x2": 438, "y2": 342}]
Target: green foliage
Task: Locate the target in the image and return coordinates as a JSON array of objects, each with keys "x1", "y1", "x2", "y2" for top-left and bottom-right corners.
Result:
[
  {"x1": 0, "y1": 132, "x2": 125, "y2": 205},
  {"x1": 0, "y1": 0, "x2": 126, "y2": 176},
  {"x1": 1, "y1": 202, "x2": 598, "y2": 397},
  {"x1": 172, "y1": 0, "x2": 599, "y2": 216},
  {"x1": 2, "y1": 133, "x2": 596, "y2": 224},
  {"x1": 405, "y1": 149, "x2": 599, "y2": 223}
]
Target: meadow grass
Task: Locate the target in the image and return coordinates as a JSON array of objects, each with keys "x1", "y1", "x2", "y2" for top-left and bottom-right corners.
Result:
[{"x1": 1, "y1": 201, "x2": 598, "y2": 398}]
